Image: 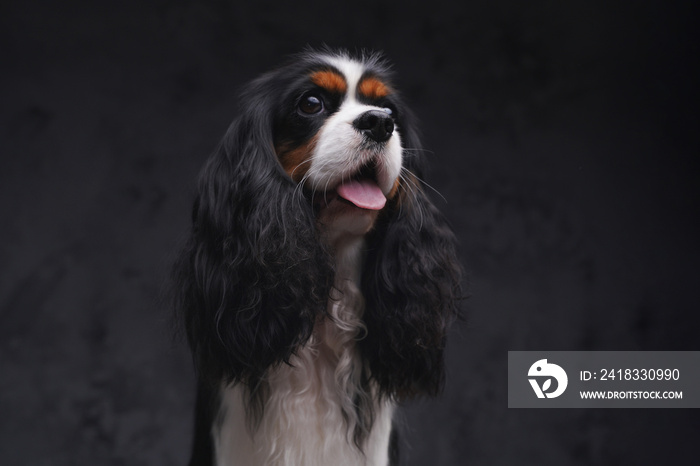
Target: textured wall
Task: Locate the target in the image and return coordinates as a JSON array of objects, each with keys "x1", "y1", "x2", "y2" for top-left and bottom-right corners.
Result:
[{"x1": 1, "y1": 1, "x2": 697, "y2": 465}]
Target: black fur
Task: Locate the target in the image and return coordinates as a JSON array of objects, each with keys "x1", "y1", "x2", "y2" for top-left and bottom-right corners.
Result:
[
  {"x1": 359, "y1": 100, "x2": 462, "y2": 400},
  {"x1": 172, "y1": 68, "x2": 335, "y2": 405},
  {"x1": 188, "y1": 381, "x2": 218, "y2": 466},
  {"x1": 361, "y1": 186, "x2": 462, "y2": 398},
  {"x1": 173, "y1": 49, "x2": 463, "y2": 463}
]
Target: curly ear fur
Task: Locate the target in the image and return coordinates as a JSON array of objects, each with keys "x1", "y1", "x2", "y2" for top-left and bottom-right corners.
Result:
[
  {"x1": 360, "y1": 116, "x2": 463, "y2": 400},
  {"x1": 173, "y1": 80, "x2": 334, "y2": 392}
]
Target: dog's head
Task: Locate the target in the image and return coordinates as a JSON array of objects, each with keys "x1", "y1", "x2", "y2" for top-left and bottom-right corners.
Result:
[{"x1": 270, "y1": 52, "x2": 407, "y2": 238}]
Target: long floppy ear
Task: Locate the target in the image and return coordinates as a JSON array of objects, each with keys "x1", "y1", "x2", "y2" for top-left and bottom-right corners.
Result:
[
  {"x1": 173, "y1": 85, "x2": 333, "y2": 390},
  {"x1": 360, "y1": 114, "x2": 463, "y2": 399}
]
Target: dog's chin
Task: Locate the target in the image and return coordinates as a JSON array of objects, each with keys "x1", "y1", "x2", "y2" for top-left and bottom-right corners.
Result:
[
  {"x1": 306, "y1": 159, "x2": 396, "y2": 243},
  {"x1": 313, "y1": 191, "x2": 381, "y2": 241}
]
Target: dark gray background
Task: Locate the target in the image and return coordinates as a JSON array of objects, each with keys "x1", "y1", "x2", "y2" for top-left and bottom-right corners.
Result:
[{"x1": 1, "y1": 0, "x2": 698, "y2": 465}]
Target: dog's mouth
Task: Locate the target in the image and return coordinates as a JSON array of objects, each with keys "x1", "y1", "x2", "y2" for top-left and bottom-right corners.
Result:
[{"x1": 309, "y1": 162, "x2": 387, "y2": 215}]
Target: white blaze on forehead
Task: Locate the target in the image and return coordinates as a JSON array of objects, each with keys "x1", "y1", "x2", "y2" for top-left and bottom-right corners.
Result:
[
  {"x1": 322, "y1": 55, "x2": 366, "y2": 102},
  {"x1": 305, "y1": 55, "x2": 403, "y2": 197}
]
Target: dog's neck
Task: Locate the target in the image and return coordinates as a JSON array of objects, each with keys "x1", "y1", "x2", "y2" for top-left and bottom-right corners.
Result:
[
  {"x1": 317, "y1": 230, "x2": 367, "y2": 356},
  {"x1": 320, "y1": 206, "x2": 378, "y2": 280},
  {"x1": 330, "y1": 235, "x2": 365, "y2": 282}
]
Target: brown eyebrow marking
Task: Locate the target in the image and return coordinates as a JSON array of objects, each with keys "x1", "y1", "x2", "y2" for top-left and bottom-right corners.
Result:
[
  {"x1": 358, "y1": 76, "x2": 391, "y2": 100},
  {"x1": 310, "y1": 70, "x2": 347, "y2": 94}
]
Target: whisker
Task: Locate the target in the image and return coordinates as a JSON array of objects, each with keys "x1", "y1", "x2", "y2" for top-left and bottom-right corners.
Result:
[
  {"x1": 291, "y1": 162, "x2": 311, "y2": 188},
  {"x1": 398, "y1": 169, "x2": 426, "y2": 230},
  {"x1": 323, "y1": 175, "x2": 334, "y2": 206},
  {"x1": 401, "y1": 167, "x2": 447, "y2": 204},
  {"x1": 401, "y1": 147, "x2": 435, "y2": 156},
  {"x1": 289, "y1": 157, "x2": 314, "y2": 180}
]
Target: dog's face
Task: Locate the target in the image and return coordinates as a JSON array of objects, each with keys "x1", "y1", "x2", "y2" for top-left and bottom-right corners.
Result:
[{"x1": 272, "y1": 55, "x2": 405, "y2": 238}]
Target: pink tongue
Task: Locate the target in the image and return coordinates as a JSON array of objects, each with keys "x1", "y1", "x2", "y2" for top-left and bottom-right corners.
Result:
[{"x1": 336, "y1": 179, "x2": 386, "y2": 210}]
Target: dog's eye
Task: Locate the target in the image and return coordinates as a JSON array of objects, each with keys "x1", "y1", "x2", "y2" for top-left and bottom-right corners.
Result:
[{"x1": 299, "y1": 95, "x2": 324, "y2": 114}]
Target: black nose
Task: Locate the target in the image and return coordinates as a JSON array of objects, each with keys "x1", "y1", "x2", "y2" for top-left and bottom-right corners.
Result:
[{"x1": 353, "y1": 110, "x2": 394, "y2": 143}]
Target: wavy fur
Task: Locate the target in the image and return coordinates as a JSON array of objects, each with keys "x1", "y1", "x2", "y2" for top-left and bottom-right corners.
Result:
[
  {"x1": 173, "y1": 83, "x2": 334, "y2": 405},
  {"x1": 173, "y1": 48, "x2": 462, "y2": 466}
]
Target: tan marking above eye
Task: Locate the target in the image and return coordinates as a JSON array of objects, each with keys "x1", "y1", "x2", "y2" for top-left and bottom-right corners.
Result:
[
  {"x1": 358, "y1": 77, "x2": 391, "y2": 100},
  {"x1": 310, "y1": 70, "x2": 347, "y2": 95}
]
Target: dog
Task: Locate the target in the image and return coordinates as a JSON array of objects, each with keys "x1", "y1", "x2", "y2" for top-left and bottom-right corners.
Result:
[{"x1": 173, "y1": 48, "x2": 462, "y2": 466}]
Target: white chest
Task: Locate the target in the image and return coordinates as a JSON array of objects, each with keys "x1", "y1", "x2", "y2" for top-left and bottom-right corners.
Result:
[{"x1": 212, "y1": 238, "x2": 394, "y2": 466}]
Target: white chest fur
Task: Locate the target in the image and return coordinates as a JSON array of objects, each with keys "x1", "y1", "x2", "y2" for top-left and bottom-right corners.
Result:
[{"x1": 212, "y1": 238, "x2": 394, "y2": 466}]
